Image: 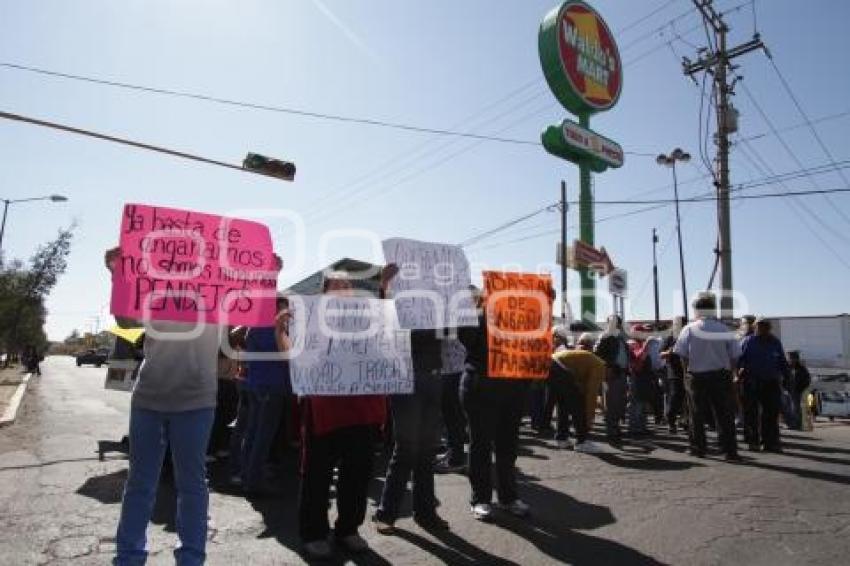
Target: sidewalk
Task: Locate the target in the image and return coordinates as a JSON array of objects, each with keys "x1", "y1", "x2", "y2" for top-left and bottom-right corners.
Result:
[{"x1": 0, "y1": 366, "x2": 31, "y2": 427}]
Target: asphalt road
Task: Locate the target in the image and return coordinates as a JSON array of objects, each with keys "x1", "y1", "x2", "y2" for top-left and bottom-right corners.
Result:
[{"x1": 0, "y1": 356, "x2": 848, "y2": 565}]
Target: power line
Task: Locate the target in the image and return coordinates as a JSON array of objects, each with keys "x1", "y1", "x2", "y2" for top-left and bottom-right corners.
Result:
[
  {"x1": 459, "y1": 203, "x2": 559, "y2": 248},
  {"x1": 739, "y1": 78, "x2": 850, "y2": 228},
  {"x1": 617, "y1": 0, "x2": 682, "y2": 36},
  {"x1": 738, "y1": 108, "x2": 850, "y2": 144},
  {"x1": 764, "y1": 51, "x2": 850, "y2": 215},
  {"x1": 306, "y1": 98, "x2": 558, "y2": 228},
  {"x1": 0, "y1": 61, "x2": 550, "y2": 148},
  {"x1": 736, "y1": 138, "x2": 850, "y2": 268}
]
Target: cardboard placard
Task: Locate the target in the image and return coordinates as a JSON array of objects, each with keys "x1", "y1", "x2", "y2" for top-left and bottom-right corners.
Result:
[
  {"x1": 110, "y1": 204, "x2": 279, "y2": 326},
  {"x1": 483, "y1": 271, "x2": 553, "y2": 379},
  {"x1": 288, "y1": 295, "x2": 414, "y2": 396},
  {"x1": 382, "y1": 238, "x2": 478, "y2": 330}
]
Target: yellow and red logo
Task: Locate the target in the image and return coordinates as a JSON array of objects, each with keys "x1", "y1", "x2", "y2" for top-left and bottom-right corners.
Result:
[{"x1": 540, "y1": 1, "x2": 622, "y2": 116}]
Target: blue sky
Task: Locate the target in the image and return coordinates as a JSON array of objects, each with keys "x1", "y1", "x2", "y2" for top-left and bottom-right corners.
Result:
[{"x1": 1, "y1": 0, "x2": 848, "y2": 340}]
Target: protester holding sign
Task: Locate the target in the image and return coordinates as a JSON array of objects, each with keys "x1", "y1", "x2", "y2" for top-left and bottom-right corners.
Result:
[
  {"x1": 106, "y1": 247, "x2": 223, "y2": 566},
  {"x1": 459, "y1": 274, "x2": 554, "y2": 521},
  {"x1": 298, "y1": 272, "x2": 388, "y2": 560},
  {"x1": 106, "y1": 204, "x2": 282, "y2": 566},
  {"x1": 373, "y1": 262, "x2": 449, "y2": 534}
]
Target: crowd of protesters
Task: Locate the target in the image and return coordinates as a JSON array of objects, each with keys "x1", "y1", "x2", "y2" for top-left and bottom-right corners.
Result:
[{"x1": 104, "y1": 244, "x2": 812, "y2": 565}]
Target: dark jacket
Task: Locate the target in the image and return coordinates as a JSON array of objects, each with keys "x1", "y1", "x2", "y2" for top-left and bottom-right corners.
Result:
[{"x1": 739, "y1": 334, "x2": 789, "y2": 382}]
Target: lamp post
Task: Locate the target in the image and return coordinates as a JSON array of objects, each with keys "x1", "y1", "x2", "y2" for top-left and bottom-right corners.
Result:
[
  {"x1": 0, "y1": 194, "x2": 69, "y2": 254},
  {"x1": 656, "y1": 149, "x2": 690, "y2": 320}
]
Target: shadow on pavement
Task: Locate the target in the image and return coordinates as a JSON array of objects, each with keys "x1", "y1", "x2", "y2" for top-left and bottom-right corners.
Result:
[
  {"x1": 780, "y1": 440, "x2": 850, "y2": 456},
  {"x1": 207, "y1": 449, "x2": 394, "y2": 565},
  {"x1": 593, "y1": 453, "x2": 705, "y2": 472},
  {"x1": 76, "y1": 468, "x2": 178, "y2": 532},
  {"x1": 392, "y1": 528, "x2": 519, "y2": 565},
  {"x1": 739, "y1": 459, "x2": 850, "y2": 486}
]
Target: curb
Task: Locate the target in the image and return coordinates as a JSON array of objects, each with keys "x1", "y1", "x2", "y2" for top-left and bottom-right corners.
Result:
[{"x1": 0, "y1": 372, "x2": 33, "y2": 427}]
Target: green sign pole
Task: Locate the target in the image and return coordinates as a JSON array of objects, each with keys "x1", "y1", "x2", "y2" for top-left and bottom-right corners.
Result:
[{"x1": 578, "y1": 113, "x2": 595, "y2": 322}]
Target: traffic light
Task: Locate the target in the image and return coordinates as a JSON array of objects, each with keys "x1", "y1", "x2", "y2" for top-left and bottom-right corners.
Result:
[{"x1": 242, "y1": 153, "x2": 296, "y2": 181}]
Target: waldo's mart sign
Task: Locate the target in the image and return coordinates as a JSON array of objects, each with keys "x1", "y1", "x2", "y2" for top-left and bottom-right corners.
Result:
[{"x1": 539, "y1": 0, "x2": 622, "y2": 117}]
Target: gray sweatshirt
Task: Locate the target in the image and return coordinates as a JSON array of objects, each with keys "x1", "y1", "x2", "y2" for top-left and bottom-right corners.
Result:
[{"x1": 132, "y1": 322, "x2": 223, "y2": 412}]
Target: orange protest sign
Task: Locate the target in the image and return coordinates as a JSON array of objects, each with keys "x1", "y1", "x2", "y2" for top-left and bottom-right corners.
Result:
[{"x1": 483, "y1": 271, "x2": 553, "y2": 379}]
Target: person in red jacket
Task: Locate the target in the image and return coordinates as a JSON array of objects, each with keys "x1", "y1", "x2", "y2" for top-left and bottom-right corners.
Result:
[{"x1": 298, "y1": 272, "x2": 387, "y2": 560}]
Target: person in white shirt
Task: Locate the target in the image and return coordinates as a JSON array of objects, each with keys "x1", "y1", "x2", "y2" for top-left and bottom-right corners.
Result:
[{"x1": 673, "y1": 293, "x2": 741, "y2": 461}]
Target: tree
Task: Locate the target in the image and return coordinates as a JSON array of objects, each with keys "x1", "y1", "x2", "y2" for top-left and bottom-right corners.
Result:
[{"x1": 0, "y1": 226, "x2": 74, "y2": 361}]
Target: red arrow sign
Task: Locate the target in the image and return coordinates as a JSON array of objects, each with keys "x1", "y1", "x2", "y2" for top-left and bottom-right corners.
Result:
[{"x1": 572, "y1": 240, "x2": 616, "y2": 276}]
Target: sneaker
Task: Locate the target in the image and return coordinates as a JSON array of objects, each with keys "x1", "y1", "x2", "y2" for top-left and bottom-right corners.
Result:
[
  {"x1": 555, "y1": 439, "x2": 574, "y2": 450},
  {"x1": 434, "y1": 457, "x2": 466, "y2": 474},
  {"x1": 414, "y1": 513, "x2": 450, "y2": 531},
  {"x1": 498, "y1": 499, "x2": 530, "y2": 517},
  {"x1": 471, "y1": 503, "x2": 492, "y2": 521},
  {"x1": 574, "y1": 440, "x2": 605, "y2": 454},
  {"x1": 371, "y1": 514, "x2": 395, "y2": 535},
  {"x1": 337, "y1": 533, "x2": 369, "y2": 553},
  {"x1": 303, "y1": 540, "x2": 333, "y2": 560}
]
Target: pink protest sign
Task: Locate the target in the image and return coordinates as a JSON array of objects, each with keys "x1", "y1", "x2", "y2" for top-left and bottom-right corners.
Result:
[{"x1": 110, "y1": 203, "x2": 280, "y2": 326}]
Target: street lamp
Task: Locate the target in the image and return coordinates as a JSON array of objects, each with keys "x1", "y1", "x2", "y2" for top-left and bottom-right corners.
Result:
[
  {"x1": 0, "y1": 194, "x2": 69, "y2": 253},
  {"x1": 656, "y1": 149, "x2": 690, "y2": 320}
]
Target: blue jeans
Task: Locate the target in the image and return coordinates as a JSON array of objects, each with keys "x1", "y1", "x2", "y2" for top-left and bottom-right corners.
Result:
[
  {"x1": 114, "y1": 407, "x2": 215, "y2": 566},
  {"x1": 241, "y1": 386, "x2": 285, "y2": 491}
]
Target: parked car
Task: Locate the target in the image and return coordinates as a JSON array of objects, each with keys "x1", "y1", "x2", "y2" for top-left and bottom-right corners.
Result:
[{"x1": 76, "y1": 348, "x2": 109, "y2": 367}]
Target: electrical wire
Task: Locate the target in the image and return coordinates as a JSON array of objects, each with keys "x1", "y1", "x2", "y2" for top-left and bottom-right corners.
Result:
[
  {"x1": 739, "y1": 79, "x2": 850, "y2": 227},
  {"x1": 736, "y1": 138, "x2": 850, "y2": 269},
  {"x1": 764, "y1": 52, "x2": 850, "y2": 220}
]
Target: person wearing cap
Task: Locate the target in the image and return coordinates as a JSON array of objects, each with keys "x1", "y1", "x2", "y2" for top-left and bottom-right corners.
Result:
[
  {"x1": 548, "y1": 341, "x2": 607, "y2": 453},
  {"x1": 673, "y1": 293, "x2": 741, "y2": 461},
  {"x1": 594, "y1": 315, "x2": 630, "y2": 447},
  {"x1": 738, "y1": 318, "x2": 791, "y2": 452}
]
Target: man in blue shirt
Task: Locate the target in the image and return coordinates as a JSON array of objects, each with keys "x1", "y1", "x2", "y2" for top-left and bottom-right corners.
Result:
[
  {"x1": 240, "y1": 295, "x2": 292, "y2": 496},
  {"x1": 738, "y1": 318, "x2": 789, "y2": 453}
]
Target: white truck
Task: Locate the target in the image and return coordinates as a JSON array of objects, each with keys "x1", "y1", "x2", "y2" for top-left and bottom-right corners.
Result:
[{"x1": 773, "y1": 315, "x2": 850, "y2": 418}]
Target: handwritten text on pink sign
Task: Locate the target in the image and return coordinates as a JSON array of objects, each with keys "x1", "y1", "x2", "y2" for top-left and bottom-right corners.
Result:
[{"x1": 110, "y1": 204, "x2": 279, "y2": 326}]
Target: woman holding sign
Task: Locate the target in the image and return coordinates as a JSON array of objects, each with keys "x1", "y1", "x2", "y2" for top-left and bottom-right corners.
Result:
[
  {"x1": 298, "y1": 272, "x2": 387, "y2": 560},
  {"x1": 459, "y1": 277, "x2": 555, "y2": 521}
]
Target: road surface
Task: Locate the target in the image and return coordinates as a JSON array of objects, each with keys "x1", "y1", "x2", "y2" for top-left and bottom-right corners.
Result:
[{"x1": 0, "y1": 356, "x2": 848, "y2": 565}]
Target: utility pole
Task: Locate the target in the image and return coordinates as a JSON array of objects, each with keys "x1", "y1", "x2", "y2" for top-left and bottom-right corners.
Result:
[
  {"x1": 560, "y1": 180, "x2": 569, "y2": 323},
  {"x1": 652, "y1": 228, "x2": 660, "y2": 328},
  {"x1": 683, "y1": 0, "x2": 763, "y2": 320}
]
